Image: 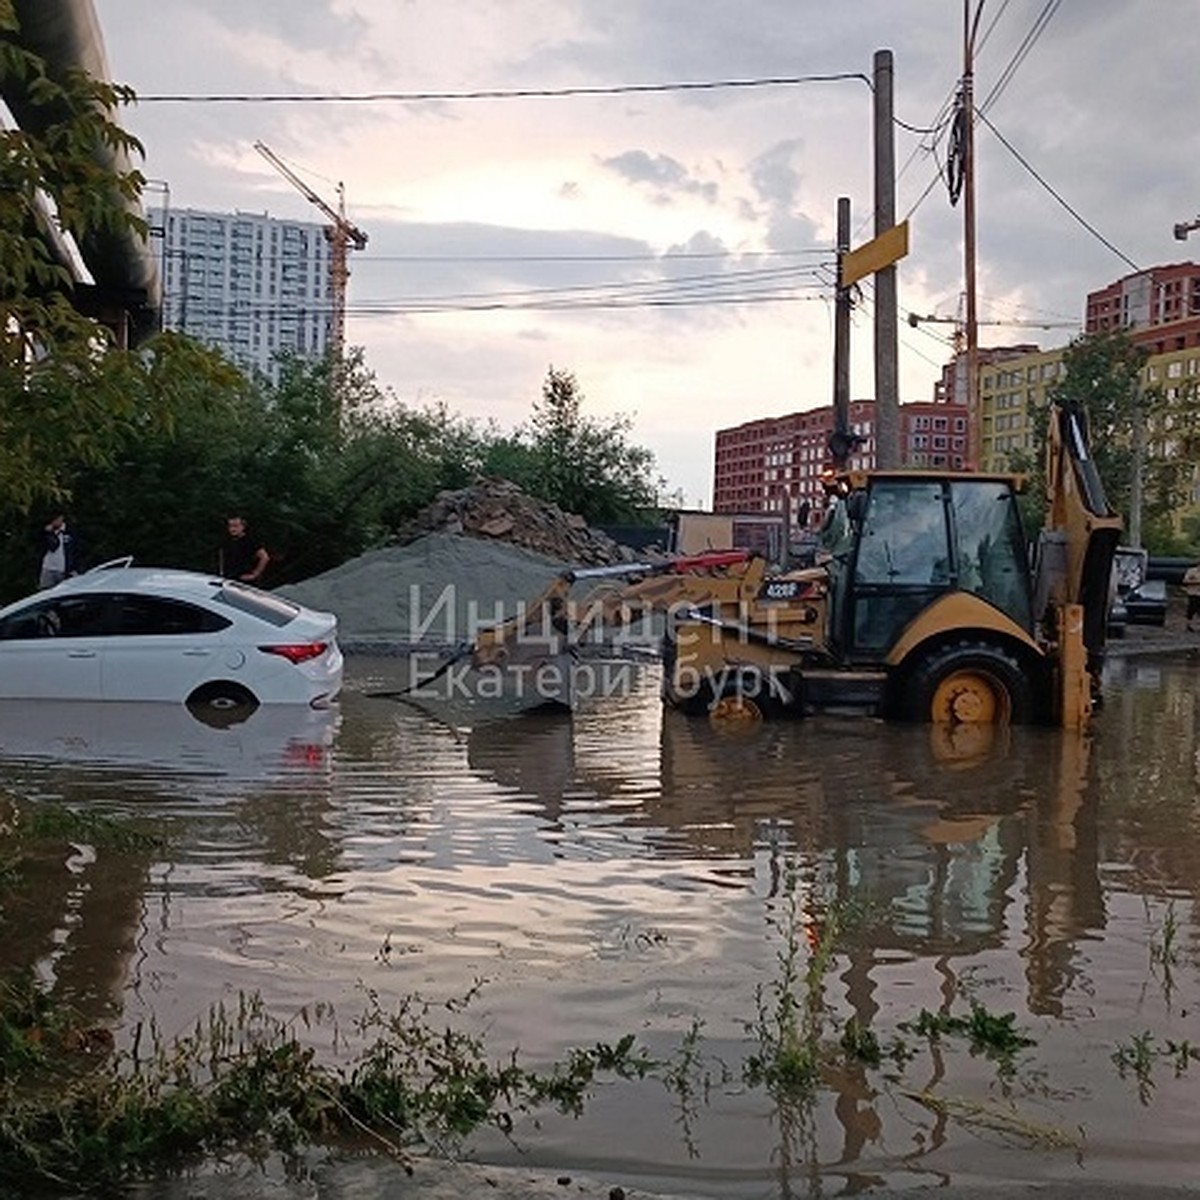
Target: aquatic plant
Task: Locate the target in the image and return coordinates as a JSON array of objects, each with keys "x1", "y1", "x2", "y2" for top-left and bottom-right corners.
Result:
[
  {"x1": 0, "y1": 978, "x2": 654, "y2": 1195},
  {"x1": 743, "y1": 875, "x2": 841, "y2": 1097},
  {"x1": 1112, "y1": 1031, "x2": 1200, "y2": 1104}
]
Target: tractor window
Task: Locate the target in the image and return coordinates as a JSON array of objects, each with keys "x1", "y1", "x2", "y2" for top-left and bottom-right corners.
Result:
[
  {"x1": 949, "y1": 480, "x2": 1032, "y2": 629},
  {"x1": 855, "y1": 482, "x2": 949, "y2": 586},
  {"x1": 848, "y1": 481, "x2": 950, "y2": 655}
]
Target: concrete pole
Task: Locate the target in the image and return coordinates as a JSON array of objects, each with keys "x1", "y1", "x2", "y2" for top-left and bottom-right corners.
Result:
[
  {"x1": 873, "y1": 49, "x2": 900, "y2": 468},
  {"x1": 832, "y1": 196, "x2": 853, "y2": 469},
  {"x1": 1129, "y1": 385, "x2": 1145, "y2": 548},
  {"x1": 963, "y1": 1, "x2": 982, "y2": 470}
]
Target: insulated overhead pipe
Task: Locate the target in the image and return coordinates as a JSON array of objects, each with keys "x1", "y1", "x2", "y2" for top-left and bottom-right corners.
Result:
[{"x1": 4, "y1": 0, "x2": 161, "y2": 343}]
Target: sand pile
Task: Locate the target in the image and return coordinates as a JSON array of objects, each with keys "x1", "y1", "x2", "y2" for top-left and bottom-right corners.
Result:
[{"x1": 277, "y1": 532, "x2": 580, "y2": 648}]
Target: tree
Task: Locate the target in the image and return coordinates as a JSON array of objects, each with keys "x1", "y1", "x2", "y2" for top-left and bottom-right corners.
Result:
[{"x1": 523, "y1": 367, "x2": 661, "y2": 523}]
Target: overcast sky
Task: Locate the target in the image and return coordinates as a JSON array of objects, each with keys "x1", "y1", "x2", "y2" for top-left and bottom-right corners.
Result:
[{"x1": 92, "y1": 1, "x2": 1200, "y2": 506}]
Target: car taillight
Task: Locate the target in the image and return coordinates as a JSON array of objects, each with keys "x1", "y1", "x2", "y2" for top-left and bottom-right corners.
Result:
[{"x1": 259, "y1": 642, "x2": 328, "y2": 664}]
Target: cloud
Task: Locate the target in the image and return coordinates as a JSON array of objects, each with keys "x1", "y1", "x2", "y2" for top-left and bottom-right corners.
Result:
[{"x1": 599, "y1": 150, "x2": 719, "y2": 204}]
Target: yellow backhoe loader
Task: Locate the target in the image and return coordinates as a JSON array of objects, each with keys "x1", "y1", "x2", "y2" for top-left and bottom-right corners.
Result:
[{"x1": 659, "y1": 400, "x2": 1120, "y2": 729}]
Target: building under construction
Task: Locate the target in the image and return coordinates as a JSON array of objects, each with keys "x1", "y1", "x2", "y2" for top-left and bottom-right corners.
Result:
[{"x1": 156, "y1": 206, "x2": 334, "y2": 382}]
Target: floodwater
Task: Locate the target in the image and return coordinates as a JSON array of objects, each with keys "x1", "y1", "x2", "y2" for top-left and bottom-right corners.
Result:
[{"x1": 3, "y1": 649, "x2": 1200, "y2": 1197}]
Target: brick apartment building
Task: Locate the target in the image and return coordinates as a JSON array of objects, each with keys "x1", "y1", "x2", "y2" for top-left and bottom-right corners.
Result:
[
  {"x1": 712, "y1": 398, "x2": 968, "y2": 528},
  {"x1": 1085, "y1": 262, "x2": 1200, "y2": 352}
]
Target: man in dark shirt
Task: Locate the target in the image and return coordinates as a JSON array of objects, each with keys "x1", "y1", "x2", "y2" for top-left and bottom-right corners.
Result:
[{"x1": 220, "y1": 515, "x2": 269, "y2": 583}]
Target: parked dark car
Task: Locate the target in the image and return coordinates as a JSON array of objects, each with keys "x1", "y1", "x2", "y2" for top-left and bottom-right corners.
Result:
[
  {"x1": 1123, "y1": 576, "x2": 1168, "y2": 626},
  {"x1": 1109, "y1": 547, "x2": 1167, "y2": 632}
]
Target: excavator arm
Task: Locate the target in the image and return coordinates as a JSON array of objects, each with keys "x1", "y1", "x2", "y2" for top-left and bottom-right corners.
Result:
[
  {"x1": 471, "y1": 551, "x2": 770, "y2": 666},
  {"x1": 1034, "y1": 401, "x2": 1123, "y2": 724}
]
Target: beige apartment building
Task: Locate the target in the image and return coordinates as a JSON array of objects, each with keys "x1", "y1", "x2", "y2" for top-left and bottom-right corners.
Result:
[
  {"x1": 974, "y1": 340, "x2": 1200, "y2": 514},
  {"x1": 977, "y1": 347, "x2": 1066, "y2": 472}
]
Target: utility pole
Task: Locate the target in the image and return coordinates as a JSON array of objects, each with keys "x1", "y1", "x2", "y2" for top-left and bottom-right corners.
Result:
[
  {"x1": 962, "y1": 1, "x2": 985, "y2": 471},
  {"x1": 1129, "y1": 383, "x2": 1145, "y2": 549},
  {"x1": 831, "y1": 196, "x2": 854, "y2": 470},
  {"x1": 873, "y1": 49, "x2": 900, "y2": 468}
]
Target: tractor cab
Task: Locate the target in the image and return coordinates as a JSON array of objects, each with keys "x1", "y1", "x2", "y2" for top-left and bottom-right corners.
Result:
[{"x1": 820, "y1": 472, "x2": 1034, "y2": 663}]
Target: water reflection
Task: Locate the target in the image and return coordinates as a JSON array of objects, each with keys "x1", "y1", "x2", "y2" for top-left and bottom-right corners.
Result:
[
  {"x1": 0, "y1": 699, "x2": 336, "y2": 792},
  {"x1": 4, "y1": 656, "x2": 1200, "y2": 1193}
]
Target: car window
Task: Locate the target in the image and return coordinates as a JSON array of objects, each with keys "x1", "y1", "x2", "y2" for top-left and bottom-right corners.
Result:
[
  {"x1": 213, "y1": 582, "x2": 301, "y2": 628},
  {"x1": 0, "y1": 595, "x2": 109, "y2": 640},
  {"x1": 109, "y1": 594, "x2": 231, "y2": 636}
]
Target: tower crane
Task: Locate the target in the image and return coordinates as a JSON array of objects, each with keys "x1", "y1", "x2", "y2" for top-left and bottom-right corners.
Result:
[
  {"x1": 253, "y1": 140, "x2": 368, "y2": 363},
  {"x1": 907, "y1": 311, "x2": 1077, "y2": 353}
]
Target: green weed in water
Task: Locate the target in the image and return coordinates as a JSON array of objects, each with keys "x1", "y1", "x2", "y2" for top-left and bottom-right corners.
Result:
[
  {"x1": 0, "y1": 976, "x2": 656, "y2": 1196},
  {"x1": 900, "y1": 1001, "x2": 1036, "y2": 1076}
]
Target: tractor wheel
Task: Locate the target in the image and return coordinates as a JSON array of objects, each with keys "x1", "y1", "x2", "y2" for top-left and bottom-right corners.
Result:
[
  {"x1": 899, "y1": 640, "x2": 1033, "y2": 726},
  {"x1": 707, "y1": 669, "x2": 782, "y2": 724}
]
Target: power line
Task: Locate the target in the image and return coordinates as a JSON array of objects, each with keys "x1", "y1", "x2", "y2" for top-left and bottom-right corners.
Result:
[
  {"x1": 161, "y1": 245, "x2": 833, "y2": 269},
  {"x1": 170, "y1": 289, "x2": 831, "y2": 320},
  {"x1": 348, "y1": 263, "x2": 831, "y2": 307},
  {"x1": 166, "y1": 262, "x2": 834, "y2": 316},
  {"x1": 353, "y1": 248, "x2": 833, "y2": 264},
  {"x1": 978, "y1": 0, "x2": 1062, "y2": 115},
  {"x1": 975, "y1": 108, "x2": 1140, "y2": 272},
  {"x1": 137, "y1": 73, "x2": 870, "y2": 104}
]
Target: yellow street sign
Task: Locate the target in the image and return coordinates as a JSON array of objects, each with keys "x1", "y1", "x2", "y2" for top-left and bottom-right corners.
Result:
[{"x1": 841, "y1": 220, "x2": 909, "y2": 288}]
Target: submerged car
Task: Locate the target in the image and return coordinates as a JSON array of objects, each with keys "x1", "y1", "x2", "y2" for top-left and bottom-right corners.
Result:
[{"x1": 0, "y1": 561, "x2": 342, "y2": 722}]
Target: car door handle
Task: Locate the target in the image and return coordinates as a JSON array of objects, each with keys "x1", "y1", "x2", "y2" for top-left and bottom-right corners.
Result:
[
  {"x1": 182, "y1": 649, "x2": 212, "y2": 657},
  {"x1": 67, "y1": 650, "x2": 97, "y2": 659}
]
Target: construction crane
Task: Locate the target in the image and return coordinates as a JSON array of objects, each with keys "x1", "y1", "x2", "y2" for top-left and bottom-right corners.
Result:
[
  {"x1": 253, "y1": 140, "x2": 368, "y2": 363},
  {"x1": 907, "y1": 311, "x2": 1077, "y2": 353}
]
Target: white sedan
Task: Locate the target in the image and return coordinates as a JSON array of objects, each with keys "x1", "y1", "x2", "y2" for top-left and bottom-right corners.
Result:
[{"x1": 0, "y1": 562, "x2": 342, "y2": 723}]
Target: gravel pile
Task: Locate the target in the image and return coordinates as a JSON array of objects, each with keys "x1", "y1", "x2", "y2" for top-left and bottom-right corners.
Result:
[
  {"x1": 277, "y1": 531, "x2": 579, "y2": 648},
  {"x1": 395, "y1": 478, "x2": 637, "y2": 566}
]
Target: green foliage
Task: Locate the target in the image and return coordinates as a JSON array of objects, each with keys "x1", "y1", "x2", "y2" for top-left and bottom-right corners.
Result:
[
  {"x1": 0, "y1": 977, "x2": 655, "y2": 1194},
  {"x1": 518, "y1": 367, "x2": 662, "y2": 524},
  {"x1": 900, "y1": 1002, "x2": 1035, "y2": 1076},
  {"x1": 0, "y1": 350, "x2": 668, "y2": 599},
  {"x1": 744, "y1": 881, "x2": 843, "y2": 1099}
]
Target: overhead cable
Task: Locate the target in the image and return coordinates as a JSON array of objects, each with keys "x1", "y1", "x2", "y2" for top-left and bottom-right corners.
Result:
[
  {"x1": 979, "y1": 0, "x2": 1062, "y2": 114},
  {"x1": 975, "y1": 109, "x2": 1140, "y2": 272},
  {"x1": 137, "y1": 73, "x2": 870, "y2": 104}
]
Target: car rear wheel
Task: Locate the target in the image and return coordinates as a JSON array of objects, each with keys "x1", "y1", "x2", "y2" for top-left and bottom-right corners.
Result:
[
  {"x1": 186, "y1": 681, "x2": 260, "y2": 729},
  {"x1": 899, "y1": 640, "x2": 1033, "y2": 726}
]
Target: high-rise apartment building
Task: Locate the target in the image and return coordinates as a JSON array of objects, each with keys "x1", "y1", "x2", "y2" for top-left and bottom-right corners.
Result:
[{"x1": 158, "y1": 208, "x2": 333, "y2": 380}]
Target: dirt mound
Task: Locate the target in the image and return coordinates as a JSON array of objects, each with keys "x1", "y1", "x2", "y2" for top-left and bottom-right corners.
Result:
[{"x1": 396, "y1": 478, "x2": 636, "y2": 566}]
